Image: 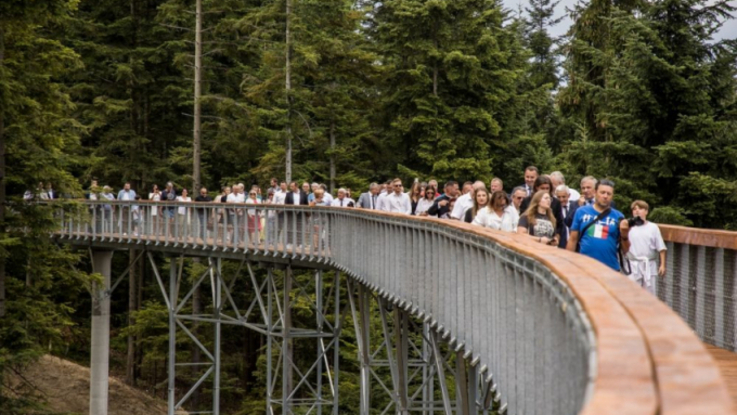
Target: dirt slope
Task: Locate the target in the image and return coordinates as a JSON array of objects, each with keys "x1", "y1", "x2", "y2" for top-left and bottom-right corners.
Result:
[{"x1": 11, "y1": 355, "x2": 181, "y2": 415}]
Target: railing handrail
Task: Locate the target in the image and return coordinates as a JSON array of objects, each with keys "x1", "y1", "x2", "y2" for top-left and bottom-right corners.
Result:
[
  {"x1": 52, "y1": 200, "x2": 735, "y2": 414},
  {"x1": 659, "y1": 223, "x2": 737, "y2": 250}
]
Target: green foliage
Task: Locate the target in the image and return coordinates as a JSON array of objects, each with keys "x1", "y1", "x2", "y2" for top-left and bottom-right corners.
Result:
[
  {"x1": 558, "y1": 0, "x2": 737, "y2": 225},
  {"x1": 370, "y1": 0, "x2": 528, "y2": 181},
  {"x1": 2, "y1": 0, "x2": 737, "y2": 412}
]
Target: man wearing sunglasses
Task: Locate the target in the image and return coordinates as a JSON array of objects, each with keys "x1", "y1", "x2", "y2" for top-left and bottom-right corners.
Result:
[
  {"x1": 510, "y1": 186, "x2": 527, "y2": 214},
  {"x1": 381, "y1": 178, "x2": 411, "y2": 214}
]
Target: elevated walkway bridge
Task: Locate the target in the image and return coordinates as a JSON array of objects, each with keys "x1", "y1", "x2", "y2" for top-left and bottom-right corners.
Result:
[{"x1": 52, "y1": 200, "x2": 737, "y2": 415}]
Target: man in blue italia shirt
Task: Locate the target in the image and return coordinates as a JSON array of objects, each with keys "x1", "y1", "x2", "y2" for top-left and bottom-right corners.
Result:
[{"x1": 566, "y1": 179, "x2": 631, "y2": 271}]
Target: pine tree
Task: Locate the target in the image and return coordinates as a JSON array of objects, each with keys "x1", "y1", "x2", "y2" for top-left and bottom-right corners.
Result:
[
  {"x1": 558, "y1": 0, "x2": 737, "y2": 226},
  {"x1": 526, "y1": 0, "x2": 563, "y2": 90},
  {"x1": 0, "y1": 1, "x2": 91, "y2": 412},
  {"x1": 370, "y1": 0, "x2": 527, "y2": 181},
  {"x1": 66, "y1": 0, "x2": 186, "y2": 190}
]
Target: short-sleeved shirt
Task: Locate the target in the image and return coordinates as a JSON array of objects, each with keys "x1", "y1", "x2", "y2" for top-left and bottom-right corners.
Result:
[
  {"x1": 518, "y1": 213, "x2": 557, "y2": 238},
  {"x1": 627, "y1": 222, "x2": 667, "y2": 275},
  {"x1": 571, "y1": 205, "x2": 624, "y2": 271}
]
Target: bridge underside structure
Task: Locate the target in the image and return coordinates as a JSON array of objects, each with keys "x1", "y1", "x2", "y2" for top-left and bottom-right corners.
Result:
[{"x1": 54, "y1": 200, "x2": 736, "y2": 415}]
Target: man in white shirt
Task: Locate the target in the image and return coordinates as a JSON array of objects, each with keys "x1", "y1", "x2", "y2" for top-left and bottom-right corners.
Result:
[
  {"x1": 117, "y1": 182, "x2": 137, "y2": 234},
  {"x1": 331, "y1": 188, "x2": 355, "y2": 207},
  {"x1": 375, "y1": 180, "x2": 393, "y2": 211},
  {"x1": 381, "y1": 178, "x2": 411, "y2": 214},
  {"x1": 319, "y1": 184, "x2": 334, "y2": 206},
  {"x1": 226, "y1": 184, "x2": 245, "y2": 244},
  {"x1": 450, "y1": 181, "x2": 485, "y2": 220},
  {"x1": 626, "y1": 200, "x2": 667, "y2": 296},
  {"x1": 273, "y1": 182, "x2": 288, "y2": 205},
  {"x1": 268, "y1": 182, "x2": 287, "y2": 245},
  {"x1": 461, "y1": 181, "x2": 473, "y2": 195}
]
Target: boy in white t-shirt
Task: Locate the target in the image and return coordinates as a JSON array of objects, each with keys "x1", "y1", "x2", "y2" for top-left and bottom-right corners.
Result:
[{"x1": 625, "y1": 200, "x2": 667, "y2": 296}]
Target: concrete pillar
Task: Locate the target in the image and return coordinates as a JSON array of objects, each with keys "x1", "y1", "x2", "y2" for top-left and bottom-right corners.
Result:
[{"x1": 90, "y1": 250, "x2": 114, "y2": 415}]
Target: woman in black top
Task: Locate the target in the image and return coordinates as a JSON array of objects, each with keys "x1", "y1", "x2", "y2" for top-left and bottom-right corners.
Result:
[
  {"x1": 409, "y1": 181, "x2": 422, "y2": 215},
  {"x1": 518, "y1": 190, "x2": 559, "y2": 246}
]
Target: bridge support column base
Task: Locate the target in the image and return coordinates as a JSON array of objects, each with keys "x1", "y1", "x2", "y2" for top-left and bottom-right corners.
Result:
[{"x1": 90, "y1": 250, "x2": 114, "y2": 415}]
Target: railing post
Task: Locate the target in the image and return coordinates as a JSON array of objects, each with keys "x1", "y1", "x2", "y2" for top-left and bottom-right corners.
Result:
[
  {"x1": 283, "y1": 266, "x2": 293, "y2": 415},
  {"x1": 212, "y1": 258, "x2": 222, "y2": 415},
  {"x1": 332, "y1": 270, "x2": 341, "y2": 415},
  {"x1": 266, "y1": 267, "x2": 274, "y2": 414},
  {"x1": 315, "y1": 270, "x2": 324, "y2": 415},
  {"x1": 395, "y1": 308, "x2": 409, "y2": 414},
  {"x1": 715, "y1": 248, "x2": 725, "y2": 347},
  {"x1": 89, "y1": 249, "x2": 114, "y2": 415},
  {"x1": 456, "y1": 352, "x2": 470, "y2": 415},
  {"x1": 695, "y1": 246, "x2": 707, "y2": 339}
]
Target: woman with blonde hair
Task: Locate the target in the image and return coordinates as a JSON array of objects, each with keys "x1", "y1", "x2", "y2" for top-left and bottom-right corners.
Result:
[
  {"x1": 518, "y1": 190, "x2": 558, "y2": 245},
  {"x1": 473, "y1": 191, "x2": 518, "y2": 231},
  {"x1": 464, "y1": 187, "x2": 490, "y2": 223}
]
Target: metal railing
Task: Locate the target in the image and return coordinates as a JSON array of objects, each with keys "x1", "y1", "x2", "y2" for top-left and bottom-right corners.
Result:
[
  {"x1": 55, "y1": 199, "x2": 595, "y2": 414},
  {"x1": 659, "y1": 225, "x2": 737, "y2": 351},
  {"x1": 50, "y1": 200, "x2": 736, "y2": 415}
]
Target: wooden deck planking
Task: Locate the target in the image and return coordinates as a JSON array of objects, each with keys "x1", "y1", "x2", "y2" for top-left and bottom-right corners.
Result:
[{"x1": 707, "y1": 344, "x2": 737, "y2": 405}]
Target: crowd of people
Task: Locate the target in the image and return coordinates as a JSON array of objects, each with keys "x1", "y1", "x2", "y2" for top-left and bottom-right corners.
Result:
[{"x1": 74, "y1": 167, "x2": 666, "y2": 296}]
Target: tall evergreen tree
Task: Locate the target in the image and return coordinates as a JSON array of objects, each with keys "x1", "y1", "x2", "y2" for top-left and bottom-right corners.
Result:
[
  {"x1": 370, "y1": 0, "x2": 527, "y2": 181},
  {"x1": 559, "y1": 0, "x2": 737, "y2": 226},
  {"x1": 525, "y1": 0, "x2": 563, "y2": 89},
  {"x1": 0, "y1": 1, "x2": 91, "y2": 412},
  {"x1": 66, "y1": 0, "x2": 186, "y2": 190}
]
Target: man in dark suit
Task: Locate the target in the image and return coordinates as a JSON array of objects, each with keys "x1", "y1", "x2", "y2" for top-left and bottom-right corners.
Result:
[
  {"x1": 518, "y1": 166, "x2": 539, "y2": 196},
  {"x1": 46, "y1": 182, "x2": 59, "y2": 200},
  {"x1": 427, "y1": 181, "x2": 458, "y2": 218},
  {"x1": 284, "y1": 182, "x2": 308, "y2": 247},
  {"x1": 519, "y1": 176, "x2": 564, "y2": 245},
  {"x1": 555, "y1": 185, "x2": 577, "y2": 248}
]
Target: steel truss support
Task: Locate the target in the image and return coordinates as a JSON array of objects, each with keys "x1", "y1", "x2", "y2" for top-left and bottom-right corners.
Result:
[
  {"x1": 262, "y1": 267, "x2": 343, "y2": 415},
  {"x1": 347, "y1": 278, "x2": 492, "y2": 415},
  {"x1": 112, "y1": 249, "x2": 488, "y2": 415},
  {"x1": 151, "y1": 253, "x2": 225, "y2": 415}
]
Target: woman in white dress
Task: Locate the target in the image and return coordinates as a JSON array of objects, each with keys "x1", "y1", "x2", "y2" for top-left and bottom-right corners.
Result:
[
  {"x1": 246, "y1": 190, "x2": 262, "y2": 244},
  {"x1": 176, "y1": 188, "x2": 192, "y2": 240},
  {"x1": 415, "y1": 187, "x2": 437, "y2": 217},
  {"x1": 473, "y1": 191, "x2": 519, "y2": 232},
  {"x1": 149, "y1": 184, "x2": 161, "y2": 235}
]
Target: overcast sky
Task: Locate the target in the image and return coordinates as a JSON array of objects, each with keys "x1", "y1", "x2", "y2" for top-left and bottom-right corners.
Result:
[{"x1": 502, "y1": 0, "x2": 737, "y2": 42}]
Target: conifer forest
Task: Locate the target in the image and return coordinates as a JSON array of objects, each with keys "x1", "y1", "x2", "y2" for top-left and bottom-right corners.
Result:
[{"x1": 0, "y1": 0, "x2": 735, "y2": 413}]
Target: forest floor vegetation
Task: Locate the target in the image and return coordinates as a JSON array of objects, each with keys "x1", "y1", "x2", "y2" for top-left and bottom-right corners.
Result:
[{"x1": 8, "y1": 355, "x2": 181, "y2": 415}]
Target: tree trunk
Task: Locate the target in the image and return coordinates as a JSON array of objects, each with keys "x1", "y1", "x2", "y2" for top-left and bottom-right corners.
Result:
[
  {"x1": 126, "y1": 249, "x2": 137, "y2": 386},
  {"x1": 192, "y1": 2, "x2": 204, "y2": 406},
  {"x1": 329, "y1": 121, "x2": 336, "y2": 194},
  {"x1": 285, "y1": 0, "x2": 293, "y2": 184},
  {"x1": 0, "y1": 28, "x2": 6, "y2": 318},
  {"x1": 192, "y1": 0, "x2": 202, "y2": 194}
]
